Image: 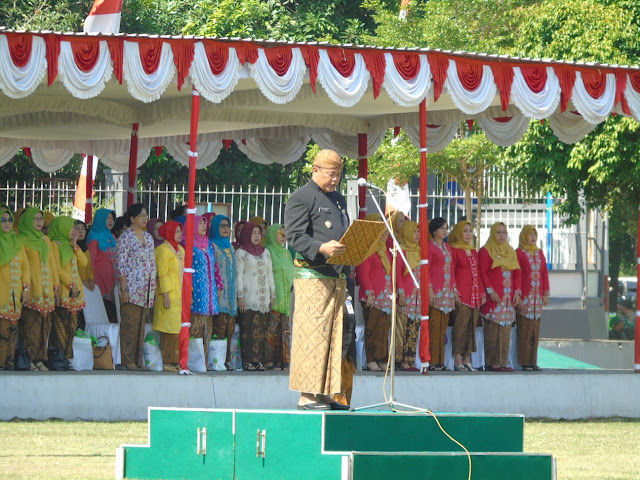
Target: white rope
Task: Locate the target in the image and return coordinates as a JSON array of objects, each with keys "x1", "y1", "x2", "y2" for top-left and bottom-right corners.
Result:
[
  {"x1": 420, "y1": 259, "x2": 429, "y2": 265},
  {"x1": 184, "y1": 267, "x2": 195, "y2": 273},
  {"x1": 187, "y1": 150, "x2": 198, "y2": 157}
]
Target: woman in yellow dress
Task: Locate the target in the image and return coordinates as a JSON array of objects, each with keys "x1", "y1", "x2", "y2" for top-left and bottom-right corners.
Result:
[{"x1": 0, "y1": 207, "x2": 31, "y2": 370}]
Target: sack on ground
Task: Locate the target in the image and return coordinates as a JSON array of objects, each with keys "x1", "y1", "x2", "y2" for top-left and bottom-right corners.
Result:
[
  {"x1": 93, "y1": 336, "x2": 114, "y2": 370},
  {"x1": 69, "y1": 336, "x2": 94, "y2": 371},
  {"x1": 143, "y1": 335, "x2": 163, "y2": 372},
  {"x1": 229, "y1": 326, "x2": 242, "y2": 371},
  {"x1": 208, "y1": 338, "x2": 227, "y2": 371},
  {"x1": 188, "y1": 338, "x2": 207, "y2": 373}
]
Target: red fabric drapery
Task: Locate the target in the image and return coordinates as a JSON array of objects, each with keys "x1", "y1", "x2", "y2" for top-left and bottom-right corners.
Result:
[
  {"x1": 362, "y1": 51, "x2": 386, "y2": 99},
  {"x1": 491, "y1": 64, "x2": 515, "y2": 111},
  {"x1": 202, "y1": 41, "x2": 230, "y2": 75},
  {"x1": 327, "y1": 48, "x2": 356, "y2": 77},
  {"x1": 169, "y1": 40, "x2": 196, "y2": 91},
  {"x1": 132, "y1": 38, "x2": 164, "y2": 75},
  {"x1": 107, "y1": 37, "x2": 124, "y2": 84},
  {"x1": 45, "y1": 34, "x2": 61, "y2": 86},
  {"x1": 520, "y1": 66, "x2": 548, "y2": 94},
  {"x1": 67, "y1": 37, "x2": 102, "y2": 72},
  {"x1": 456, "y1": 60, "x2": 484, "y2": 92},
  {"x1": 301, "y1": 46, "x2": 320, "y2": 92},
  {"x1": 555, "y1": 65, "x2": 577, "y2": 113},
  {"x1": 179, "y1": 87, "x2": 201, "y2": 371},
  {"x1": 391, "y1": 52, "x2": 421, "y2": 80},
  {"x1": 232, "y1": 42, "x2": 259, "y2": 65},
  {"x1": 357, "y1": 133, "x2": 368, "y2": 219},
  {"x1": 417, "y1": 99, "x2": 431, "y2": 364},
  {"x1": 127, "y1": 123, "x2": 139, "y2": 207},
  {"x1": 264, "y1": 47, "x2": 293, "y2": 77},
  {"x1": 6, "y1": 33, "x2": 32, "y2": 68},
  {"x1": 615, "y1": 71, "x2": 631, "y2": 115},
  {"x1": 427, "y1": 53, "x2": 449, "y2": 102},
  {"x1": 580, "y1": 69, "x2": 608, "y2": 99}
]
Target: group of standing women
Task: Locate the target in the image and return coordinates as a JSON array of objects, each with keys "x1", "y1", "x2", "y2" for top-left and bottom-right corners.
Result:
[
  {"x1": 357, "y1": 213, "x2": 550, "y2": 374},
  {"x1": 0, "y1": 206, "x2": 86, "y2": 371}
]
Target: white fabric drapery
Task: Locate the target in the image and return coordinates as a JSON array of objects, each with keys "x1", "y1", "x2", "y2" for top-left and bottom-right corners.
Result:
[
  {"x1": 313, "y1": 130, "x2": 386, "y2": 159},
  {"x1": 445, "y1": 60, "x2": 496, "y2": 115},
  {"x1": 0, "y1": 35, "x2": 47, "y2": 99},
  {"x1": 250, "y1": 47, "x2": 306, "y2": 104},
  {"x1": 30, "y1": 148, "x2": 75, "y2": 173},
  {"x1": 0, "y1": 145, "x2": 20, "y2": 167},
  {"x1": 166, "y1": 140, "x2": 223, "y2": 169},
  {"x1": 510, "y1": 67, "x2": 561, "y2": 120},
  {"x1": 548, "y1": 110, "x2": 597, "y2": 144},
  {"x1": 316, "y1": 50, "x2": 370, "y2": 107},
  {"x1": 624, "y1": 74, "x2": 640, "y2": 122},
  {"x1": 571, "y1": 72, "x2": 616, "y2": 125},
  {"x1": 381, "y1": 53, "x2": 431, "y2": 107},
  {"x1": 123, "y1": 41, "x2": 176, "y2": 103},
  {"x1": 189, "y1": 43, "x2": 242, "y2": 104},
  {"x1": 404, "y1": 122, "x2": 459, "y2": 153},
  {"x1": 237, "y1": 137, "x2": 311, "y2": 165},
  {"x1": 477, "y1": 116, "x2": 531, "y2": 147},
  {"x1": 58, "y1": 40, "x2": 113, "y2": 99}
]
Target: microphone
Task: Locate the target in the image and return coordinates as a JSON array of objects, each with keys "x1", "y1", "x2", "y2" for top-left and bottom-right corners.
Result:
[{"x1": 357, "y1": 178, "x2": 385, "y2": 192}]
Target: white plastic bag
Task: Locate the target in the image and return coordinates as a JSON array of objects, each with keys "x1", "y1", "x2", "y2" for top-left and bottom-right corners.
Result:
[
  {"x1": 143, "y1": 336, "x2": 163, "y2": 372},
  {"x1": 228, "y1": 325, "x2": 243, "y2": 371},
  {"x1": 69, "y1": 337, "x2": 94, "y2": 371},
  {"x1": 188, "y1": 338, "x2": 207, "y2": 373},
  {"x1": 207, "y1": 338, "x2": 227, "y2": 371}
]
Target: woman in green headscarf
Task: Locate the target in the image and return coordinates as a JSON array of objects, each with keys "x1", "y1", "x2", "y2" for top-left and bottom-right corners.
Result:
[
  {"x1": 0, "y1": 207, "x2": 31, "y2": 370},
  {"x1": 18, "y1": 208, "x2": 59, "y2": 371},
  {"x1": 264, "y1": 224, "x2": 294, "y2": 370},
  {"x1": 48, "y1": 216, "x2": 85, "y2": 360}
]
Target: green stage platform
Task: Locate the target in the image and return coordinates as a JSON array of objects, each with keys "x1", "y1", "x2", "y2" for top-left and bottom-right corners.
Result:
[{"x1": 117, "y1": 408, "x2": 555, "y2": 480}]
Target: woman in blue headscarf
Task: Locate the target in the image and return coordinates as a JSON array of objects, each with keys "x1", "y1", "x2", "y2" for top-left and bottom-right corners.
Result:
[
  {"x1": 87, "y1": 208, "x2": 118, "y2": 323},
  {"x1": 209, "y1": 215, "x2": 238, "y2": 369}
]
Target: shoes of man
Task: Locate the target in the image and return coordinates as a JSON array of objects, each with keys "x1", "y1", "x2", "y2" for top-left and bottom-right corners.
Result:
[{"x1": 296, "y1": 402, "x2": 330, "y2": 410}]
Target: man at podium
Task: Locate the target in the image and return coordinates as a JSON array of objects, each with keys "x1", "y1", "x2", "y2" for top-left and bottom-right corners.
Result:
[{"x1": 284, "y1": 149, "x2": 350, "y2": 410}]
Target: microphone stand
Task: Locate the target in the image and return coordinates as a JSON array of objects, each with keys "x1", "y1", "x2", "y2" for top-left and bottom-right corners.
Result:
[{"x1": 354, "y1": 185, "x2": 423, "y2": 413}]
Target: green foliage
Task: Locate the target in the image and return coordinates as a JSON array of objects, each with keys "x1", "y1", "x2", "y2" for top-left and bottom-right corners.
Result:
[{"x1": 0, "y1": 0, "x2": 89, "y2": 31}]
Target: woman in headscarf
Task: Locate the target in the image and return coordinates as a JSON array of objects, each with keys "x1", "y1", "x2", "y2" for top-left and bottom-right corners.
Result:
[
  {"x1": 249, "y1": 216, "x2": 269, "y2": 245},
  {"x1": 18, "y1": 208, "x2": 59, "y2": 371},
  {"x1": 0, "y1": 207, "x2": 31, "y2": 370},
  {"x1": 49, "y1": 216, "x2": 86, "y2": 361},
  {"x1": 116, "y1": 203, "x2": 156, "y2": 371},
  {"x1": 146, "y1": 218, "x2": 165, "y2": 249},
  {"x1": 73, "y1": 220, "x2": 93, "y2": 331},
  {"x1": 516, "y1": 225, "x2": 550, "y2": 371},
  {"x1": 87, "y1": 209, "x2": 118, "y2": 322},
  {"x1": 448, "y1": 220, "x2": 485, "y2": 372},
  {"x1": 179, "y1": 215, "x2": 223, "y2": 370},
  {"x1": 397, "y1": 220, "x2": 421, "y2": 372},
  {"x1": 264, "y1": 224, "x2": 294, "y2": 370},
  {"x1": 235, "y1": 221, "x2": 276, "y2": 371},
  {"x1": 356, "y1": 228, "x2": 405, "y2": 372},
  {"x1": 232, "y1": 220, "x2": 247, "y2": 250},
  {"x1": 425, "y1": 217, "x2": 457, "y2": 371},
  {"x1": 209, "y1": 215, "x2": 238, "y2": 368},
  {"x1": 153, "y1": 220, "x2": 184, "y2": 372},
  {"x1": 479, "y1": 222, "x2": 522, "y2": 372}
]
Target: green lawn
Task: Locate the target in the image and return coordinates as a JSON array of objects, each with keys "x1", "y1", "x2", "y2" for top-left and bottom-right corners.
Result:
[{"x1": 0, "y1": 419, "x2": 638, "y2": 479}]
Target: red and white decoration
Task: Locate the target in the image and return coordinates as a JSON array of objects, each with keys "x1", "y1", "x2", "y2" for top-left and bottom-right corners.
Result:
[{"x1": 83, "y1": 0, "x2": 123, "y2": 34}]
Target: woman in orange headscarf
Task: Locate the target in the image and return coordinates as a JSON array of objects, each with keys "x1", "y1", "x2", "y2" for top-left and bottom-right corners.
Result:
[
  {"x1": 515, "y1": 225, "x2": 550, "y2": 371},
  {"x1": 478, "y1": 222, "x2": 521, "y2": 372}
]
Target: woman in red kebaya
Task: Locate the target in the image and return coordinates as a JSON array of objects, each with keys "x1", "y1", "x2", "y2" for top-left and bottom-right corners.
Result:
[
  {"x1": 516, "y1": 225, "x2": 550, "y2": 371},
  {"x1": 427, "y1": 217, "x2": 457, "y2": 371},
  {"x1": 479, "y1": 222, "x2": 522, "y2": 372},
  {"x1": 448, "y1": 221, "x2": 485, "y2": 372}
]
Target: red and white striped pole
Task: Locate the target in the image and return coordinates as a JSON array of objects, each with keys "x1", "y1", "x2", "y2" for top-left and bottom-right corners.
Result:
[
  {"x1": 178, "y1": 87, "x2": 200, "y2": 373},
  {"x1": 417, "y1": 99, "x2": 431, "y2": 371},
  {"x1": 357, "y1": 133, "x2": 368, "y2": 219},
  {"x1": 85, "y1": 154, "x2": 94, "y2": 224}
]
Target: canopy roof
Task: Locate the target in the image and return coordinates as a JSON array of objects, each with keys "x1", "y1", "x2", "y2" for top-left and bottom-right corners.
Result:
[{"x1": 1, "y1": 29, "x2": 640, "y2": 171}]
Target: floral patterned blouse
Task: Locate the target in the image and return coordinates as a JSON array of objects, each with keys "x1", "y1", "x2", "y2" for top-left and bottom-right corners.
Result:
[
  {"x1": 116, "y1": 229, "x2": 157, "y2": 308},
  {"x1": 429, "y1": 241, "x2": 456, "y2": 314},
  {"x1": 211, "y1": 243, "x2": 237, "y2": 317},
  {"x1": 516, "y1": 248, "x2": 550, "y2": 320},
  {"x1": 191, "y1": 244, "x2": 223, "y2": 316},
  {"x1": 235, "y1": 249, "x2": 275, "y2": 314},
  {"x1": 478, "y1": 247, "x2": 522, "y2": 326}
]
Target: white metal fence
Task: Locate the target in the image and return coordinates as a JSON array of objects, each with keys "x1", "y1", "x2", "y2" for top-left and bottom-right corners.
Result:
[{"x1": 0, "y1": 173, "x2": 580, "y2": 269}]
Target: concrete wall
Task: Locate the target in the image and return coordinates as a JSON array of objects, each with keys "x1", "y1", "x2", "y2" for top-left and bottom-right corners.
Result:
[{"x1": 2, "y1": 370, "x2": 638, "y2": 421}]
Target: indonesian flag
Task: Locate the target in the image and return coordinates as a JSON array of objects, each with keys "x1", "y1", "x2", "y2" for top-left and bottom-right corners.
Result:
[
  {"x1": 83, "y1": 0, "x2": 123, "y2": 34},
  {"x1": 385, "y1": 178, "x2": 412, "y2": 217},
  {"x1": 74, "y1": 155, "x2": 98, "y2": 211}
]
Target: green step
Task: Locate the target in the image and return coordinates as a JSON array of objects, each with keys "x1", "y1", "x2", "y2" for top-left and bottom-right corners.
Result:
[
  {"x1": 119, "y1": 408, "x2": 553, "y2": 480},
  {"x1": 351, "y1": 452, "x2": 555, "y2": 480},
  {"x1": 323, "y1": 412, "x2": 524, "y2": 453}
]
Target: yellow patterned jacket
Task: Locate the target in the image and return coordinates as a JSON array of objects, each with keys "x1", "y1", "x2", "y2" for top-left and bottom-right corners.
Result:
[
  {"x1": 153, "y1": 241, "x2": 184, "y2": 334},
  {"x1": 0, "y1": 246, "x2": 31, "y2": 321},
  {"x1": 22, "y1": 237, "x2": 59, "y2": 315},
  {"x1": 51, "y1": 242, "x2": 86, "y2": 313}
]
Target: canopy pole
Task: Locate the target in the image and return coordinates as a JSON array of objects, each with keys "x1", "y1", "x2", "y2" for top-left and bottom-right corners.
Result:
[
  {"x1": 357, "y1": 133, "x2": 368, "y2": 219},
  {"x1": 127, "y1": 123, "x2": 139, "y2": 207},
  {"x1": 179, "y1": 88, "x2": 200, "y2": 373},
  {"x1": 84, "y1": 154, "x2": 94, "y2": 224},
  {"x1": 635, "y1": 206, "x2": 640, "y2": 372},
  {"x1": 417, "y1": 99, "x2": 431, "y2": 369}
]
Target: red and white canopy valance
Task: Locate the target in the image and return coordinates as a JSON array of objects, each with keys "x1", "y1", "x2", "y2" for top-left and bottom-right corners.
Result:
[{"x1": 1, "y1": 30, "x2": 639, "y2": 169}]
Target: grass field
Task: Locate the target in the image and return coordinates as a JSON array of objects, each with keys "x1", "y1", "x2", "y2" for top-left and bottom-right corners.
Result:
[{"x1": 0, "y1": 419, "x2": 639, "y2": 479}]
